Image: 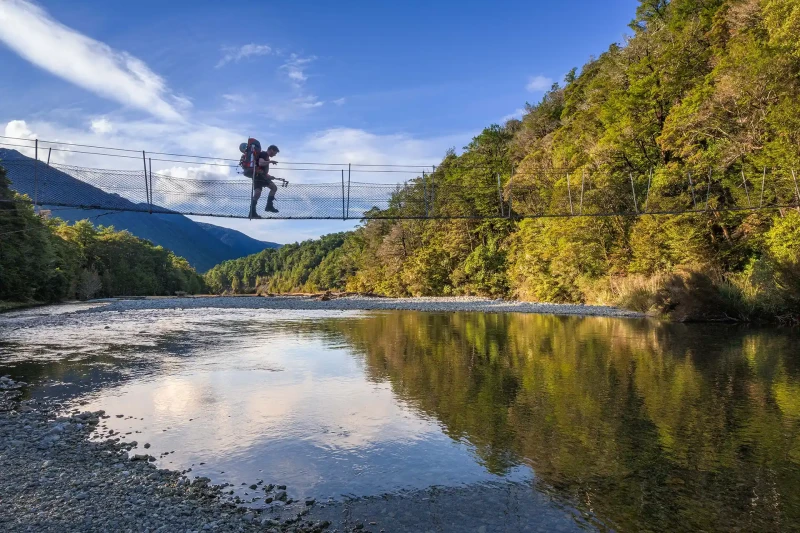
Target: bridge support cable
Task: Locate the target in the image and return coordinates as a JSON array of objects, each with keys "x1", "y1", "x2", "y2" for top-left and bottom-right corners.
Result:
[
  {"x1": 149, "y1": 158, "x2": 153, "y2": 214},
  {"x1": 741, "y1": 167, "x2": 751, "y2": 207},
  {"x1": 629, "y1": 172, "x2": 638, "y2": 214},
  {"x1": 142, "y1": 151, "x2": 151, "y2": 214}
]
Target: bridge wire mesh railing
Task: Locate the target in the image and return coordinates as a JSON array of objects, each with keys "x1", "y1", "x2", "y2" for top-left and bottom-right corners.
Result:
[{"x1": 1, "y1": 139, "x2": 799, "y2": 220}]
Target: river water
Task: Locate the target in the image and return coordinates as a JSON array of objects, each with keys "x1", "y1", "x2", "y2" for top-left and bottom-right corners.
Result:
[{"x1": 1, "y1": 300, "x2": 798, "y2": 532}]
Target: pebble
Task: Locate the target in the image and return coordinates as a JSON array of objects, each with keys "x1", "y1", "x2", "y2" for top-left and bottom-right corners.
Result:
[{"x1": 0, "y1": 378, "x2": 332, "y2": 533}]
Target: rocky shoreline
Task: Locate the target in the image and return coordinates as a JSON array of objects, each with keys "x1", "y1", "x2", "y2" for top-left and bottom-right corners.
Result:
[
  {"x1": 0, "y1": 376, "x2": 343, "y2": 533},
  {"x1": 74, "y1": 295, "x2": 645, "y2": 319}
]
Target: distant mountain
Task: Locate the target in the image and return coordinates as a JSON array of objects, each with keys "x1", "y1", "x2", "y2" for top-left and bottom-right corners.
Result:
[
  {"x1": 195, "y1": 222, "x2": 278, "y2": 257},
  {"x1": 0, "y1": 149, "x2": 280, "y2": 272}
]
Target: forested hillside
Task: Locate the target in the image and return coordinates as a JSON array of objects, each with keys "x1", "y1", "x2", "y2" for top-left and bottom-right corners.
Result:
[
  {"x1": 0, "y1": 165, "x2": 204, "y2": 306},
  {"x1": 206, "y1": 0, "x2": 800, "y2": 322}
]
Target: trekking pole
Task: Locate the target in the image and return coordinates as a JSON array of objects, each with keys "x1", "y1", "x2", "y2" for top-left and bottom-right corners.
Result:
[{"x1": 249, "y1": 138, "x2": 254, "y2": 220}]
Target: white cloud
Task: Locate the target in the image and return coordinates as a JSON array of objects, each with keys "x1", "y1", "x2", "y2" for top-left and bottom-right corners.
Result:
[
  {"x1": 0, "y1": 0, "x2": 183, "y2": 121},
  {"x1": 295, "y1": 127, "x2": 461, "y2": 182},
  {"x1": 90, "y1": 118, "x2": 113, "y2": 134},
  {"x1": 262, "y1": 95, "x2": 325, "y2": 122},
  {"x1": 222, "y1": 94, "x2": 246, "y2": 104},
  {"x1": 332, "y1": 98, "x2": 346, "y2": 106},
  {"x1": 3, "y1": 118, "x2": 243, "y2": 172},
  {"x1": 279, "y1": 54, "x2": 316, "y2": 88},
  {"x1": 295, "y1": 96, "x2": 324, "y2": 109},
  {"x1": 501, "y1": 108, "x2": 526, "y2": 123},
  {"x1": 5, "y1": 120, "x2": 36, "y2": 140},
  {"x1": 526, "y1": 75, "x2": 554, "y2": 93},
  {"x1": 216, "y1": 44, "x2": 272, "y2": 68}
]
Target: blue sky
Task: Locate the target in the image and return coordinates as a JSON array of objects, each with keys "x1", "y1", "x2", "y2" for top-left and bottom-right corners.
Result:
[{"x1": 0, "y1": 0, "x2": 638, "y2": 243}]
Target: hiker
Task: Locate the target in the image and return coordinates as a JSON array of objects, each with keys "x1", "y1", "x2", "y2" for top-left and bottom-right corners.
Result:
[{"x1": 241, "y1": 140, "x2": 280, "y2": 217}]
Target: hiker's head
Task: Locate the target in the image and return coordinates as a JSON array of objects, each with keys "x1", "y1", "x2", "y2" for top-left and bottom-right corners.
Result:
[{"x1": 267, "y1": 145, "x2": 279, "y2": 157}]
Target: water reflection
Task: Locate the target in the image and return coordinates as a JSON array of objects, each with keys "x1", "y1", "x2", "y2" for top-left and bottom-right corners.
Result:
[
  {"x1": 1, "y1": 305, "x2": 798, "y2": 532},
  {"x1": 326, "y1": 312, "x2": 800, "y2": 532}
]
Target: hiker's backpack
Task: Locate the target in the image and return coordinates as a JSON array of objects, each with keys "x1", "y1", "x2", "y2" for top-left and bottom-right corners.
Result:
[{"x1": 239, "y1": 138, "x2": 262, "y2": 177}]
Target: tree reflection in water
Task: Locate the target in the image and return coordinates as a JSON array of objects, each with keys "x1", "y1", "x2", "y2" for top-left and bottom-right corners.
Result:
[{"x1": 319, "y1": 312, "x2": 800, "y2": 532}]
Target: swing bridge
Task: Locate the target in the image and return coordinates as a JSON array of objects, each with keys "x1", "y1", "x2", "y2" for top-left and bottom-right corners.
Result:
[{"x1": 1, "y1": 136, "x2": 799, "y2": 221}]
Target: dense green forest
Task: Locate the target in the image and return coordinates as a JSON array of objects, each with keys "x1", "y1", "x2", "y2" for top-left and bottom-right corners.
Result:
[
  {"x1": 0, "y1": 165, "x2": 204, "y2": 306},
  {"x1": 207, "y1": 0, "x2": 800, "y2": 322}
]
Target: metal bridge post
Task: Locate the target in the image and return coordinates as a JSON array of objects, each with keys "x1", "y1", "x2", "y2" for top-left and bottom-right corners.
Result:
[
  {"x1": 579, "y1": 169, "x2": 585, "y2": 215},
  {"x1": 566, "y1": 172, "x2": 573, "y2": 215},
  {"x1": 341, "y1": 169, "x2": 346, "y2": 220},
  {"x1": 142, "y1": 151, "x2": 150, "y2": 213},
  {"x1": 688, "y1": 172, "x2": 697, "y2": 209},
  {"x1": 792, "y1": 169, "x2": 800, "y2": 210},
  {"x1": 705, "y1": 169, "x2": 712, "y2": 209},
  {"x1": 46, "y1": 147, "x2": 51, "y2": 166},
  {"x1": 759, "y1": 167, "x2": 766, "y2": 208},
  {"x1": 433, "y1": 165, "x2": 437, "y2": 217},
  {"x1": 629, "y1": 172, "x2": 638, "y2": 214},
  {"x1": 643, "y1": 168, "x2": 652, "y2": 213},
  {"x1": 148, "y1": 158, "x2": 153, "y2": 214},
  {"x1": 347, "y1": 163, "x2": 351, "y2": 219},
  {"x1": 33, "y1": 139, "x2": 39, "y2": 212}
]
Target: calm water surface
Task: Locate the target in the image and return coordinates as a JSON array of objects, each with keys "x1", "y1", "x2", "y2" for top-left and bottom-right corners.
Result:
[{"x1": 1, "y1": 302, "x2": 798, "y2": 532}]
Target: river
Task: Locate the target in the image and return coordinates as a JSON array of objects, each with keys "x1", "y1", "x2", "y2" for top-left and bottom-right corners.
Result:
[{"x1": 1, "y1": 299, "x2": 798, "y2": 532}]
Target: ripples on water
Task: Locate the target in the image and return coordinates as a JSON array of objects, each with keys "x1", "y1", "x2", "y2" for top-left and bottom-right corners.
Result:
[{"x1": 1, "y1": 303, "x2": 798, "y2": 532}]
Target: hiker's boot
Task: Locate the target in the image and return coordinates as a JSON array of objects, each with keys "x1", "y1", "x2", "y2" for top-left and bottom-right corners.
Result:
[
  {"x1": 249, "y1": 200, "x2": 262, "y2": 219},
  {"x1": 265, "y1": 198, "x2": 279, "y2": 213}
]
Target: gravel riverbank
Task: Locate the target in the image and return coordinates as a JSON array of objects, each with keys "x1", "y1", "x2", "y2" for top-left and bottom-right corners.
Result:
[
  {"x1": 69, "y1": 295, "x2": 644, "y2": 319},
  {"x1": 0, "y1": 377, "x2": 343, "y2": 533}
]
